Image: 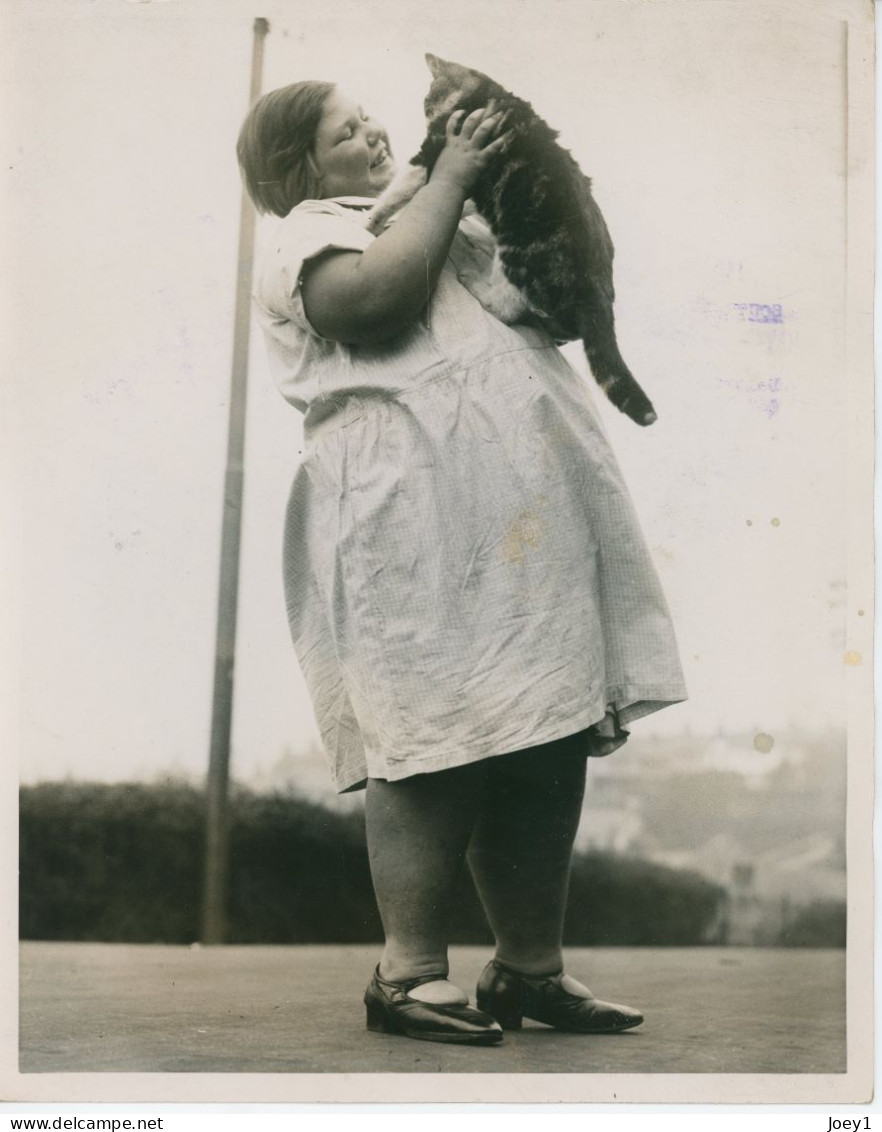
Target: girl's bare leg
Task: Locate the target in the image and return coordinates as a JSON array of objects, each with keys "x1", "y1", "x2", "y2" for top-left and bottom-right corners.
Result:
[{"x1": 364, "y1": 762, "x2": 483, "y2": 995}]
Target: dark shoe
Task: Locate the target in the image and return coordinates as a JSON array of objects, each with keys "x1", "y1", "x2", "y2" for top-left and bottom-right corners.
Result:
[
  {"x1": 476, "y1": 959, "x2": 643, "y2": 1033},
  {"x1": 364, "y1": 968, "x2": 504, "y2": 1045}
]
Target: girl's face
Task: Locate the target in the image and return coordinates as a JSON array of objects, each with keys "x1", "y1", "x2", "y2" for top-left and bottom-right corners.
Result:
[{"x1": 311, "y1": 89, "x2": 396, "y2": 199}]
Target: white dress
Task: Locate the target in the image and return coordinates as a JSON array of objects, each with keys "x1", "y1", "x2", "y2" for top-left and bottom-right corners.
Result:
[{"x1": 254, "y1": 196, "x2": 687, "y2": 792}]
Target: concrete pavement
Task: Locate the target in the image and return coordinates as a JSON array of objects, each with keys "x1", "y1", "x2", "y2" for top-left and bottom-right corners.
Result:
[{"x1": 19, "y1": 942, "x2": 845, "y2": 1076}]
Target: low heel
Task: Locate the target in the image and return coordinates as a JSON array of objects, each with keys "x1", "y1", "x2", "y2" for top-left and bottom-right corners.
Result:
[
  {"x1": 366, "y1": 1000, "x2": 401, "y2": 1034},
  {"x1": 476, "y1": 959, "x2": 644, "y2": 1034},
  {"x1": 477, "y1": 997, "x2": 523, "y2": 1030}
]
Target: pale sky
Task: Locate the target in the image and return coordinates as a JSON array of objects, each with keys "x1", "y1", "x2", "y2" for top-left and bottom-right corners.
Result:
[{"x1": 4, "y1": 0, "x2": 869, "y2": 787}]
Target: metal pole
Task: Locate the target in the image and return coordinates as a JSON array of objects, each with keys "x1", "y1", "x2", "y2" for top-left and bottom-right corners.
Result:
[{"x1": 201, "y1": 16, "x2": 270, "y2": 946}]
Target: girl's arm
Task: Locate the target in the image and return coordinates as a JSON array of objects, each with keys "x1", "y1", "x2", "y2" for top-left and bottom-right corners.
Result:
[{"x1": 301, "y1": 107, "x2": 506, "y2": 344}]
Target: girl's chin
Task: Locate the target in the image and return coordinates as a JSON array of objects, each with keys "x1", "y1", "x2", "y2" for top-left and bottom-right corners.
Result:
[
  {"x1": 334, "y1": 168, "x2": 396, "y2": 199},
  {"x1": 372, "y1": 162, "x2": 396, "y2": 187}
]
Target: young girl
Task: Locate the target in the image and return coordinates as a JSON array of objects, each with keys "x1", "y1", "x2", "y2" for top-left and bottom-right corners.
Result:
[{"x1": 237, "y1": 79, "x2": 686, "y2": 1045}]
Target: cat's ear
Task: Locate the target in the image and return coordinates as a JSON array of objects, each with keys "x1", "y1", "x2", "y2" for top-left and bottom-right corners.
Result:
[{"x1": 425, "y1": 53, "x2": 446, "y2": 76}]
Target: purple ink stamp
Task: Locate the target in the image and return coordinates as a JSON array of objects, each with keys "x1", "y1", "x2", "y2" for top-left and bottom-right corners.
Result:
[
  {"x1": 751, "y1": 375, "x2": 782, "y2": 418},
  {"x1": 734, "y1": 302, "x2": 784, "y2": 324}
]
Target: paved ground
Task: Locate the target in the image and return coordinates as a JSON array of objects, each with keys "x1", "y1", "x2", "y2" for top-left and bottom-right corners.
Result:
[{"x1": 19, "y1": 943, "x2": 845, "y2": 1076}]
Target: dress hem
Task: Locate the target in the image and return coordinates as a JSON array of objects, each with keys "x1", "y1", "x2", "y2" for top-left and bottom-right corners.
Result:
[{"x1": 332, "y1": 685, "x2": 687, "y2": 794}]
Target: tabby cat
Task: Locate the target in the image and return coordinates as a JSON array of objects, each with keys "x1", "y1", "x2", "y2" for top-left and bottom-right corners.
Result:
[{"x1": 366, "y1": 54, "x2": 656, "y2": 426}]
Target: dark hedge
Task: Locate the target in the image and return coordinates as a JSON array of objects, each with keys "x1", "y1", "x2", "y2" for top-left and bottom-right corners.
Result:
[
  {"x1": 776, "y1": 899, "x2": 847, "y2": 948},
  {"x1": 20, "y1": 781, "x2": 725, "y2": 945}
]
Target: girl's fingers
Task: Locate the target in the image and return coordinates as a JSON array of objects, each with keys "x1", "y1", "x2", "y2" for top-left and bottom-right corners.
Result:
[
  {"x1": 445, "y1": 109, "x2": 467, "y2": 137},
  {"x1": 493, "y1": 109, "x2": 512, "y2": 136},
  {"x1": 446, "y1": 105, "x2": 507, "y2": 147},
  {"x1": 483, "y1": 132, "x2": 511, "y2": 156},
  {"x1": 459, "y1": 106, "x2": 489, "y2": 138},
  {"x1": 472, "y1": 112, "x2": 505, "y2": 145}
]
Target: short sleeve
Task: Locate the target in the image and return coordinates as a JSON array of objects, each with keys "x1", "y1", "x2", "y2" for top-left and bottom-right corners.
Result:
[{"x1": 256, "y1": 204, "x2": 374, "y2": 335}]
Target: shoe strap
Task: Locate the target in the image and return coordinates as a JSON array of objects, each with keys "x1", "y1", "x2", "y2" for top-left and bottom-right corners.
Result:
[
  {"x1": 374, "y1": 966, "x2": 451, "y2": 993},
  {"x1": 492, "y1": 959, "x2": 564, "y2": 983}
]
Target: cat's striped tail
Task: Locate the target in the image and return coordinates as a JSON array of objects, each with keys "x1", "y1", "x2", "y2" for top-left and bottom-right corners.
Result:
[{"x1": 583, "y1": 336, "x2": 657, "y2": 427}]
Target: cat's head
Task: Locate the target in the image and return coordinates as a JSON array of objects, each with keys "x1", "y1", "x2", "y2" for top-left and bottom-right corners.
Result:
[{"x1": 423, "y1": 54, "x2": 508, "y2": 130}]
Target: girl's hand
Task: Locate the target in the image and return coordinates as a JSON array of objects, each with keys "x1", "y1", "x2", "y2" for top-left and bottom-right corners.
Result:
[
  {"x1": 430, "y1": 103, "x2": 509, "y2": 195},
  {"x1": 302, "y1": 104, "x2": 509, "y2": 343}
]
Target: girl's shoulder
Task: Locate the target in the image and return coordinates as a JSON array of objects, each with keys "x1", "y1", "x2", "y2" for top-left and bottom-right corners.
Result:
[
  {"x1": 256, "y1": 199, "x2": 375, "y2": 324},
  {"x1": 286, "y1": 197, "x2": 375, "y2": 224},
  {"x1": 269, "y1": 198, "x2": 376, "y2": 254},
  {"x1": 272, "y1": 198, "x2": 376, "y2": 260}
]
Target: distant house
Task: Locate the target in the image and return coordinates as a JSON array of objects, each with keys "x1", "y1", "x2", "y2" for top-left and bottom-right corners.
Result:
[{"x1": 652, "y1": 830, "x2": 845, "y2": 944}]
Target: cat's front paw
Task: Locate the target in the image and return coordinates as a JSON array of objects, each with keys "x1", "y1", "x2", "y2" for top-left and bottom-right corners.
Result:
[{"x1": 365, "y1": 165, "x2": 429, "y2": 232}]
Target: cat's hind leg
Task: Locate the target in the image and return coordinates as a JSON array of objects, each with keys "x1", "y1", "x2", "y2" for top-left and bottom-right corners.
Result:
[{"x1": 480, "y1": 247, "x2": 532, "y2": 323}]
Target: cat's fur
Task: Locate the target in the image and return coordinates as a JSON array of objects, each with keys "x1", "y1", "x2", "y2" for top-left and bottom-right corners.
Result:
[{"x1": 367, "y1": 54, "x2": 656, "y2": 426}]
